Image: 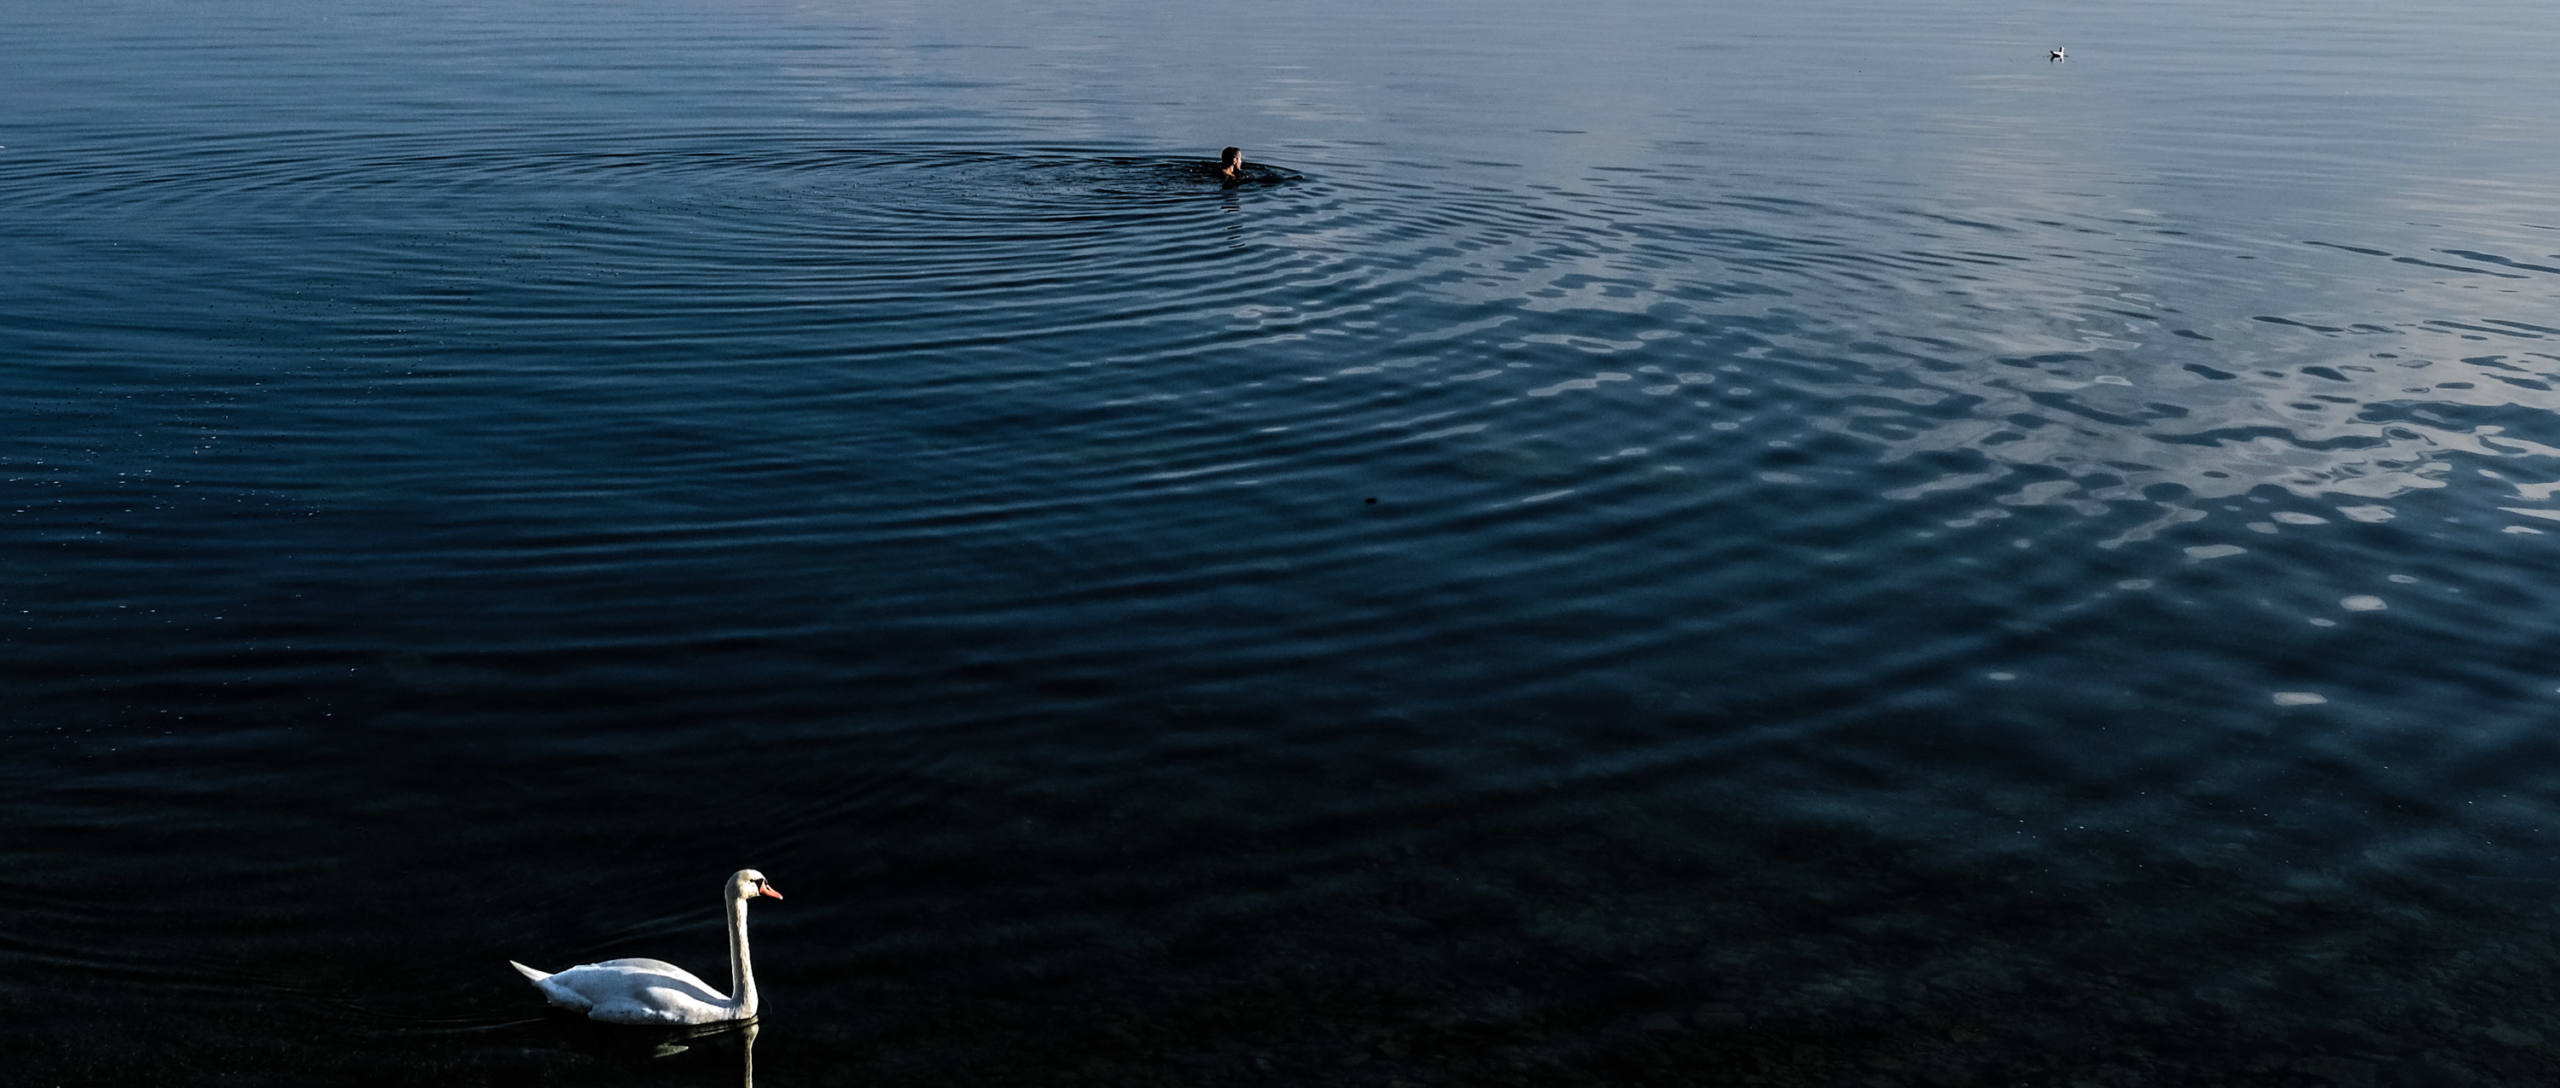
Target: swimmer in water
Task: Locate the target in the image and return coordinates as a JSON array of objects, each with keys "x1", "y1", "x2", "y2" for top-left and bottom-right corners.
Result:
[{"x1": 1217, "y1": 146, "x2": 1245, "y2": 180}]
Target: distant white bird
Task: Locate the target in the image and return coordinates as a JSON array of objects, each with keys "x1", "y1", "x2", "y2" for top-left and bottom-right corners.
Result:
[
  {"x1": 511, "y1": 870, "x2": 784, "y2": 1025},
  {"x1": 2049, "y1": 46, "x2": 2067, "y2": 62}
]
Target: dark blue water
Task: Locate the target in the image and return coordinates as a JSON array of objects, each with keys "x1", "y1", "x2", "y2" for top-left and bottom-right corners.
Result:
[{"x1": 9, "y1": 0, "x2": 2560, "y2": 1082}]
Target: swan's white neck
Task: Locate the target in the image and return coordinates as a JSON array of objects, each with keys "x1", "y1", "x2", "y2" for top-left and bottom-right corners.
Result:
[{"x1": 726, "y1": 892, "x2": 759, "y2": 1019}]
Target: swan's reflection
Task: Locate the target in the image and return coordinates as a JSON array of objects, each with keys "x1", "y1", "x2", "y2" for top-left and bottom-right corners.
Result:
[{"x1": 552, "y1": 1016, "x2": 757, "y2": 1086}]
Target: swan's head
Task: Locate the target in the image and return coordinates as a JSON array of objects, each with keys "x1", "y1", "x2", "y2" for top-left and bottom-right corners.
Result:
[{"x1": 730, "y1": 869, "x2": 783, "y2": 902}]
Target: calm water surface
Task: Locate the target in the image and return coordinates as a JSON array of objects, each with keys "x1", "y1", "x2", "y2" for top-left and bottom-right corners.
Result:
[{"x1": 8, "y1": 0, "x2": 2560, "y2": 1083}]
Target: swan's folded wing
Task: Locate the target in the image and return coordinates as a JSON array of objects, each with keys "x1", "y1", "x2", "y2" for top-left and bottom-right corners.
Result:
[
  {"x1": 516, "y1": 956, "x2": 737, "y2": 1023},
  {"x1": 588, "y1": 987, "x2": 724, "y2": 1025},
  {"x1": 590, "y1": 957, "x2": 690, "y2": 974},
  {"x1": 521, "y1": 972, "x2": 596, "y2": 1013}
]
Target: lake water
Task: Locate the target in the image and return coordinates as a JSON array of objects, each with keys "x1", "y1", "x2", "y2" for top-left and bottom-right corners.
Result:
[{"x1": 8, "y1": 0, "x2": 2560, "y2": 1082}]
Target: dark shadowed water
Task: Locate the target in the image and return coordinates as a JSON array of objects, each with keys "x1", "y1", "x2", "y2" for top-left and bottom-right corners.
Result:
[{"x1": 8, "y1": 0, "x2": 2560, "y2": 1083}]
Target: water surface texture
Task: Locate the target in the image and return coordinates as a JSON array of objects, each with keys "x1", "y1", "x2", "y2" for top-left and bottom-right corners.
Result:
[{"x1": 9, "y1": 0, "x2": 2560, "y2": 1083}]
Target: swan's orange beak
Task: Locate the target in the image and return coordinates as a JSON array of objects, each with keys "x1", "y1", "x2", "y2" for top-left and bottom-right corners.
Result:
[{"x1": 760, "y1": 884, "x2": 784, "y2": 900}]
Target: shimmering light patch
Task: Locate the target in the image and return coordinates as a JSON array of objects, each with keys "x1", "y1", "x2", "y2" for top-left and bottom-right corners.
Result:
[
  {"x1": 2272, "y1": 512, "x2": 2328, "y2": 526},
  {"x1": 2273, "y1": 692, "x2": 2329, "y2": 707},
  {"x1": 1526, "y1": 372, "x2": 1633, "y2": 397},
  {"x1": 1987, "y1": 671, "x2": 2017, "y2": 682},
  {"x1": 2117, "y1": 579, "x2": 2153, "y2": 591},
  {"x1": 2339, "y1": 505, "x2": 2395, "y2": 523},
  {"x1": 2342, "y1": 595, "x2": 2387, "y2": 612},
  {"x1": 2185, "y1": 544, "x2": 2247, "y2": 560}
]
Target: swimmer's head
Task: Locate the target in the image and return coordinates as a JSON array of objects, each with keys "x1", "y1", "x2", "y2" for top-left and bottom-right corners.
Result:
[{"x1": 1219, "y1": 147, "x2": 1244, "y2": 177}]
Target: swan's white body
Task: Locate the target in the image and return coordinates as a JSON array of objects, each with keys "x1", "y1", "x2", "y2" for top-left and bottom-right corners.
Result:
[
  {"x1": 511, "y1": 869, "x2": 781, "y2": 1026},
  {"x1": 511, "y1": 956, "x2": 743, "y2": 1026}
]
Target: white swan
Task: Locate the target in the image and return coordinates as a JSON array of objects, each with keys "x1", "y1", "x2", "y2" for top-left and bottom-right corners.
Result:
[{"x1": 510, "y1": 869, "x2": 783, "y2": 1025}]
